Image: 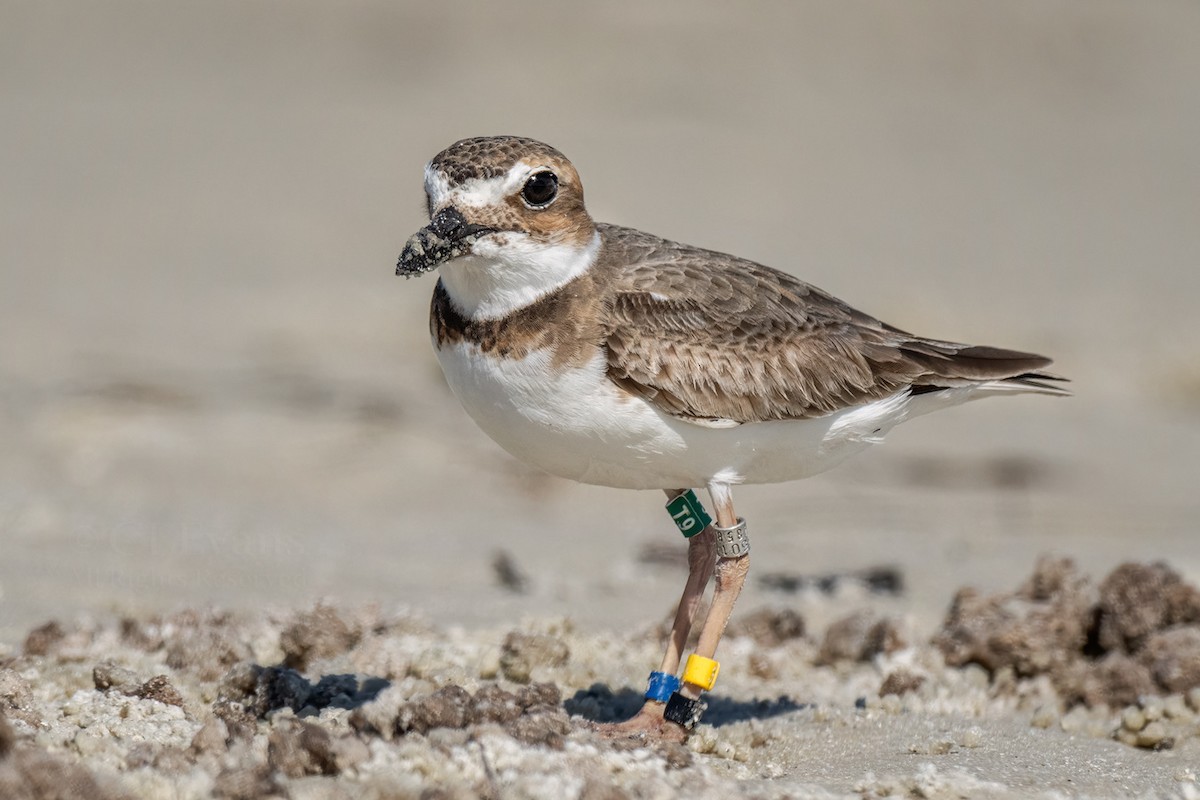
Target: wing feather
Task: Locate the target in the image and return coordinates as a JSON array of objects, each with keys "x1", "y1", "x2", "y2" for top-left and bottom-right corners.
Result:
[{"x1": 597, "y1": 224, "x2": 1064, "y2": 424}]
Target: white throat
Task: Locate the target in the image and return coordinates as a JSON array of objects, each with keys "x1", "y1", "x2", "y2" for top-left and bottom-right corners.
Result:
[{"x1": 438, "y1": 229, "x2": 601, "y2": 321}]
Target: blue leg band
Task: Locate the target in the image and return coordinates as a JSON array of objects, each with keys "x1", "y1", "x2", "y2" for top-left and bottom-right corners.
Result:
[{"x1": 645, "y1": 671, "x2": 681, "y2": 702}]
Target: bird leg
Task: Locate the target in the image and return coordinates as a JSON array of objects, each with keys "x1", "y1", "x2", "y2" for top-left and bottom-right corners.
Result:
[
  {"x1": 596, "y1": 485, "x2": 751, "y2": 741},
  {"x1": 663, "y1": 481, "x2": 750, "y2": 730},
  {"x1": 593, "y1": 489, "x2": 717, "y2": 741},
  {"x1": 657, "y1": 489, "x2": 720, "y2": 675}
]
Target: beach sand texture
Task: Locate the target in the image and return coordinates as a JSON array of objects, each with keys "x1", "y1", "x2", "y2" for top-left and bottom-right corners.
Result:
[{"x1": 1, "y1": 2, "x2": 1199, "y2": 797}]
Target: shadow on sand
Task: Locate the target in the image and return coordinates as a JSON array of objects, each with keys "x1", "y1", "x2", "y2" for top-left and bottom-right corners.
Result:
[{"x1": 565, "y1": 683, "x2": 808, "y2": 728}]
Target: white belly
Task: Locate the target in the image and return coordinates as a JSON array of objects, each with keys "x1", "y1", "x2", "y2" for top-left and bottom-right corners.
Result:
[{"x1": 435, "y1": 341, "x2": 934, "y2": 490}]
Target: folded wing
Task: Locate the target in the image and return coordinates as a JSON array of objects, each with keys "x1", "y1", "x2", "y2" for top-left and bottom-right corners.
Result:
[{"x1": 599, "y1": 225, "x2": 1067, "y2": 425}]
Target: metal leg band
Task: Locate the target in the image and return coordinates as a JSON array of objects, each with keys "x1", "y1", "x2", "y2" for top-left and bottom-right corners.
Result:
[
  {"x1": 713, "y1": 518, "x2": 749, "y2": 558},
  {"x1": 645, "y1": 671, "x2": 681, "y2": 703},
  {"x1": 665, "y1": 490, "x2": 713, "y2": 538},
  {"x1": 663, "y1": 691, "x2": 707, "y2": 730}
]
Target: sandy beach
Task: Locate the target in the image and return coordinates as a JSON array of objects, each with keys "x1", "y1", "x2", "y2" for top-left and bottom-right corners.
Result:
[{"x1": 2, "y1": 2, "x2": 1199, "y2": 797}]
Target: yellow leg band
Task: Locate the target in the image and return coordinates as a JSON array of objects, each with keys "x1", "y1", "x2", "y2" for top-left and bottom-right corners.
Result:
[{"x1": 683, "y1": 654, "x2": 720, "y2": 691}]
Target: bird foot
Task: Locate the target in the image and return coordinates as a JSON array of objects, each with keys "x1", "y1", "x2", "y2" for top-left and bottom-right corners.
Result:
[{"x1": 590, "y1": 704, "x2": 689, "y2": 743}]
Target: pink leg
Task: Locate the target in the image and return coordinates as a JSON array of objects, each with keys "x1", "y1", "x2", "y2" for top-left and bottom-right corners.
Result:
[
  {"x1": 679, "y1": 482, "x2": 749, "y2": 701},
  {"x1": 658, "y1": 490, "x2": 720, "y2": 674},
  {"x1": 594, "y1": 489, "x2": 717, "y2": 741}
]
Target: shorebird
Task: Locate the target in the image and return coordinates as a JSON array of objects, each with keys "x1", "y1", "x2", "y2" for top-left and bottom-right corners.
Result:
[{"x1": 395, "y1": 136, "x2": 1066, "y2": 740}]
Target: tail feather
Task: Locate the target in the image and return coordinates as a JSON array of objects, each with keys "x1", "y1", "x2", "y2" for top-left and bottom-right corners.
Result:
[
  {"x1": 901, "y1": 338, "x2": 1071, "y2": 397},
  {"x1": 980, "y1": 372, "x2": 1072, "y2": 397}
]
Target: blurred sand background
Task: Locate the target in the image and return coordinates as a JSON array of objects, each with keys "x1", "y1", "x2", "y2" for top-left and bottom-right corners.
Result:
[{"x1": 2, "y1": 0, "x2": 1198, "y2": 650}]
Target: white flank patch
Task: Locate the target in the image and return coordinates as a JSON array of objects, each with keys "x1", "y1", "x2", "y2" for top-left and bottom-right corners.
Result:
[
  {"x1": 824, "y1": 390, "x2": 912, "y2": 448},
  {"x1": 434, "y1": 342, "x2": 935, "y2": 490},
  {"x1": 439, "y1": 229, "x2": 601, "y2": 321}
]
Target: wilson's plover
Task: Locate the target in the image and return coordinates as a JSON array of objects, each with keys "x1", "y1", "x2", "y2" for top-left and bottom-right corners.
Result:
[{"x1": 396, "y1": 135, "x2": 1066, "y2": 740}]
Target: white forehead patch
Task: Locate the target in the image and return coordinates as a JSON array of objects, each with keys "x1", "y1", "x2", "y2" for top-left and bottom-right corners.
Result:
[{"x1": 424, "y1": 160, "x2": 541, "y2": 212}]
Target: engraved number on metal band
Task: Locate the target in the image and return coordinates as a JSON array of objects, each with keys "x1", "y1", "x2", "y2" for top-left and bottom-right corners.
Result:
[{"x1": 713, "y1": 518, "x2": 749, "y2": 558}]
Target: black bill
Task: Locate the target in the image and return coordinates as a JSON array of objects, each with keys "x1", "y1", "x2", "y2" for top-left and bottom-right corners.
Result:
[{"x1": 396, "y1": 206, "x2": 495, "y2": 277}]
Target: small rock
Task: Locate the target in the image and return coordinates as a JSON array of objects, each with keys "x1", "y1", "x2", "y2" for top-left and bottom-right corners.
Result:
[
  {"x1": 658, "y1": 741, "x2": 693, "y2": 769},
  {"x1": 516, "y1": 682, "x2": 561, "y2": 711},
  {"x1": 713, "y1": 740, "x2": 736, "y2": 760},
  {"x1": 1136, "y1": 721, "x2": 1170, "y2": 749},
  {"x1": 880, "y1": 669, "x2": 925, "y2": 697},
  {"x1": 213, "y1": 699, "x2": 258, "y2": 741},
  {"x1": 332, "y1": 733, "x2": 370, "y2": 772},
  {"x1": 280, "y1": 604, "x2": 362, "y2": 670},
  {"x1": 348, "y1": 685, "x2": 407, "y2": 741},
  {"x1": 471, "y1": 684, "x2": 523, "y2": 724},
  {"x1": 1020, "y1": 555, "x2": 1081, "y2": 602},
  {"x1": 1121, "y1": 706, "x2": 1147, "y2": 732},
  {"x1": 123, "y1": 742, "x2": 158, "y2": 770},
  {"x1": 960, "y1": 727, "x2": 983, "y2": 748},
  {"x1": 268, "y1": 719, "x2": 339, "y2": 777},
  {"x1": 579, "y1": 779, "x2": 632, "y2": 800},
  {"x1": 499, "y1": 632, "x2": 569, "y2": 683},
  {"x1": 0, "y1": 712, "x2": 14, "y2": 757},
  {"x1": 219, "y1": 662, "x2": 262, "y2": 699},
  {"x1": 730, "y1": 607, "x2": 806, "y2": 647},
  {"x1": 476, "y1": 647, "x2": 501, "y2": 680},
  {"x1": 73, "y1": 726, "x2": 112, "y2": 757},
  {"x1": 151, "y1": 746, "x2": 191, "y2": 774},
  {"x1": 1065, "y1": 706, "x2": 1112, "y2": 738},
  {"x1": 817, "y1": 611, "x2": 905, "y2": 664},
  {"x1": 1141, "y1": 696, "x2": 1165, "y2": 722},
  {"x1": 213, "y1": 762, "x2": 279, "y2": 800},
  {"x1": 0, "y1": 669, "x2": 41, "y2": 728},
  {"x1": 505, "y1": 709, "x2": 571, "y2": 749},
  {"x1": 135, "y1": 675, "x2": 185, "y2": 708},
  {"x1": 1164, "y1": 694, "x2": 1191, "y2": 720},
  {"x1": 93, "y1": 662, "x2": 141, "y2": 693},
  {"x1": 1114, "y1": 728, "x2": 1139, "y2": 747},
  {"x1": 934, "y1": 559, "x2": 1091, "y2": 680},
  {"x1": 165, "y1": 627, "x2": 248, "y2": 683},
  {"x1": 1031, "y1": 705, "x2": 1057, "y2": 729},
  {"x1": 0, "y1": 749, "x2": 123, "y2": 800},
  {"x1": 23, "y1": 621, "x2": 66, "y2": 656},
  {"x1": 190, "y1": 716, "x2": 230, "y2": 756},
  {"x1": 397, "y1": 685, "x2": 475, "y2": 734},
  {"x1": 1078, "y1": 652, "x2": 1157, "y2": 708},
  {"x1": 1140, "y1": 627, "x2": 1200, "y2": 694},
  {"x1": 687, "y1": 726, "x2": 717, "y2": 753},
  {"x1": 1165, "y1": 581, "x2": 1200, "y2": 627},
  {"x1": 748, "y1": 652, "x2": 777, "y2": 680},
  {"x1": 1096, "y1": 562, "x2": 1191, "y2": 652},
  {"x1": 119, "y1": 616, "x2": 164, "y2": 652}
]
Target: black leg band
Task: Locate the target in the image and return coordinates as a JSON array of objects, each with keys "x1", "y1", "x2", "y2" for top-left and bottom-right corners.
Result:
[{"x1": 663, "y1": 691, "x2": 707, "y2": 729}]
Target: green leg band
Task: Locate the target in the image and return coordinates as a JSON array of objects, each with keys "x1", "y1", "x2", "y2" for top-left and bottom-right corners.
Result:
[{"x1": 665, "y1": 490, "x2": 713, "y2": 538}]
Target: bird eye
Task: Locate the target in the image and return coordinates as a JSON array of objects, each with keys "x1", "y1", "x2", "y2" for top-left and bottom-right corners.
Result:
[{"x1": 521, "y1": 170, "x2": 558, "y2": 207}]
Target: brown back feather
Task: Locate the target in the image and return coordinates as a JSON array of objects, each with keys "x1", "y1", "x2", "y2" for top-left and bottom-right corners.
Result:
[{"x1": 596, "y1": 224, "x2": 1065, "y2": 423}]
